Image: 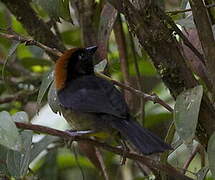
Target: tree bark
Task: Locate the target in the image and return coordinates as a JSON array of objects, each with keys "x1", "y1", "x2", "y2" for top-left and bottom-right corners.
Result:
[
  {"x1": 108, "y1": 0, "x2": 215, "y2": 146},
  {"x1": 189, "y1": 0, "x2": 215, "y2": 96},
  {"x1": 1, "y1": 0, "x2": 66, "y2": 60}
]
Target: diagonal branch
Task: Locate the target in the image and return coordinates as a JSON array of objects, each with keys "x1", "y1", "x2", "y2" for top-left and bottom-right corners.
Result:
[
  {"x1": 159, "y1": 11, "x2": 205, "y2": 65},
  {"x1": 0, "y1": 0, "x2": 66, "y2": 60},
  {"x1": 0, "y1": 31, "x2": 62, "y2": 58},
  {"x1": 97, "y1": 73, "x2": 173, "y2": 112},
  {"x1": 15, "y1": 122, "x2": 193, "y2": 180},
  {"x1": 0, "y1": 31, "x2": 173, "y2": 112},
  {"x1": 189, "y1": 0, "x2": 215, "y2": 97},
  {"x1": 107, "y1": 0, "x2": 215, "y2": 147},
  {"x1": 166, "y1": 3, "x2": 215, "y2": 15}
]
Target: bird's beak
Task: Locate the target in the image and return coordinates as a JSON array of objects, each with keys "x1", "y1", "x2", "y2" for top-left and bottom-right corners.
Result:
[{"x1": 85, "y1": 46, "x2": 98, "y2": 55}]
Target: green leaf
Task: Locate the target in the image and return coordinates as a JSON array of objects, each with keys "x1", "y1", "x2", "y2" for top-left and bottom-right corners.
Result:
[
  {"x1": 196, "y1": 166, "x2": 209, "y2": 180},
  {"x1": 12, "y1": 111, "x2": 29, "y2": 123},
  {"x1": 129, "y1": 60, "x2": 157, "y2": 76},
  {"x1": 174, "y1": 85, "x2": 203, "y2": 144},
  {"x1": 35, "y1": 0, "x2": 72, "y2": 22},
  {"x1": 132, "y1": 35, "x2": 142, "y2": 56},
  {"x1": 5, "y1": 41, "x2": 20, "y2": 58},
  {"x1": 2, "y1": 41, "x2": 20, "y2": 80},
  {"x1": 59, "y1": 0, "x2": 72, "y2": 22},
  {"x1": 98, "y1": 2, "x2": 118, "y2": 58},
  {"x1": 0, "y1": 111, "x2": 22, "y2": 151},
  {"x1": 30, "y1": 135, "x2": 59, "y2": 162},
  {"x1": 61, "y1": 29, "x2": 81, "y2": 46},
  {"x1": 180, "y1": 0, "x2": 189, "y2": 9},
  {"x1": 48, "y1": 81, "x2": 61, "y2": 114},
  {"x1": 144, "y1": 113, "x2": 172, "y2": 128},
  {"x1": 0, "y1": 145, "x2": 9, "y2": 175},
  {"x1": 38, "y1": 150, "x2": 58, "y2": 180},
  {"x1": 0, "y1": 11, "x2": 8, "y2": 30},
  {"x1": 37, "y1": 70, "x2": 54, "y2": 107},
  {"x1": 94, "y1": 59, "x2": 107, "y2": 73},
  {"x1": 28, "y1": 46, "x2": 44, "y2": 58},
  {"x1": 20, "y1": 57, "x2": 52, "y2": 68},
  {"x1": 208, "y1": 132, "x2": 215, "y2": 179},
  {"x1": 176, "y1": 16, "x2": 195, "y2": 29},
  {"x1": 6, "y1": 130, "x2": 33, "y2": 178},
  {"x1": 57, "y1": 149, "x2": 93, "y2": 168}
]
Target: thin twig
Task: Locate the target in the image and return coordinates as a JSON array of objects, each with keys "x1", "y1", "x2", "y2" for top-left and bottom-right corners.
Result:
[
  {"x1": 189, "y1": 0, "x2": 215, "y2": 97},
  {"x1": 15, "y1": 122, "x2": 192, "y2": 180},
  {"x1": 198, "y1": 144, "x2": 206, "y2": 167},
  {"x1": 0, "y1": 32, "x2": 62, "y2": 58},
  {"x1": 113, "y1": 15, "x2": 132, "y2": 105},
  {"x1": 52, "y1": 20, "x2": 62, "y2": 41},
  {"x1": 1, "y1": 0, "x2": 66, "y2": 60},
  {"x1": 160, "y1": 121, "x2": 175, "y2": 180},
  {"x1": 157, "y1": 10, "x2": 205, "y2": 65},
  {"x1": 0, "y1": 31, "x2": 173, "y2": 113},
  {"x1": 97, "y1": 72, "x2": 173, "y2": 112},
  {"x1": 182, "y1": 144, "x2": 200, "y2": 174},
  {"x1": 166, "y1": 4, "x2": 215, "y2": 15},
  {"x1": 128, "y1": 27, "x2": 145, "y2": 121}
]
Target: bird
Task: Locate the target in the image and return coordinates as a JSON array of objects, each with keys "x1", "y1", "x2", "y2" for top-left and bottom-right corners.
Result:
[{"x1": 55, "y1": 46, "x2": 171, "y2": 155}]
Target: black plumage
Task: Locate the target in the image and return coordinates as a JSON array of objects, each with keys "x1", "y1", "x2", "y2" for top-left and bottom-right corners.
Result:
[{"x1": 55, "y1": 46, "x2": 172, "y2": 154}]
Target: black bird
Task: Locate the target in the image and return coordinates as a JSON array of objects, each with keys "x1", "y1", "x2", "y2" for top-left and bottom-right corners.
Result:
[{"x1": 55, "y1": 46, "x2": 171, "y2": 154}]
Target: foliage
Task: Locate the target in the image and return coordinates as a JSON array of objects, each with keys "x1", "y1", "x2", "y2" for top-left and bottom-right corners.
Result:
[{"x1": 0, "y1": 0, "x2": 215, "y2": 179}]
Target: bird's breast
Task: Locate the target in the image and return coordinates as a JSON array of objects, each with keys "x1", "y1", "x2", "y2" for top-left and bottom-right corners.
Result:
[
  {"x1": 60, "y1": 107, "x2": 116, "y2": 139},
  {"x1": 61, "y1": 107, "x2": 96, "y2": 130}
]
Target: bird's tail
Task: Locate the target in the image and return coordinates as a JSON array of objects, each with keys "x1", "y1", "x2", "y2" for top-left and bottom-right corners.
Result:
[{"x1": 110, "y1": 119, "x2": 172, "y2": 154}]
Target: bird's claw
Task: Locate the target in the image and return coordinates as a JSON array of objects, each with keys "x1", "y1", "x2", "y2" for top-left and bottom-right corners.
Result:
[
  {"x1": 119, "y1": 140, "x2": 129, "y2": 165},
  {"x1": 65, "y1": 129, "x2": 94, "y2": 137}
]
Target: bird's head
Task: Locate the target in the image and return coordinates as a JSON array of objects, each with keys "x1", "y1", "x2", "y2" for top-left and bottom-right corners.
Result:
[{"x1": 55, "y1": 46, "x2": 97, "y2": 90}]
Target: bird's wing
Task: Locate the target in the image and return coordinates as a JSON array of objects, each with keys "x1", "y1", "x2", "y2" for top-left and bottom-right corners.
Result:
[{"x1": 57, "y1": 75, "x2": 129, "y2": 118}]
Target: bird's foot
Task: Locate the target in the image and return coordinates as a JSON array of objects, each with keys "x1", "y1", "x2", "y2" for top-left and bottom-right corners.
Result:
[
  {"x1": 119, "y1": 139, "x2": 129, "y2": 165},
  {"x1": 64, "y1": 129, "x2": 95, "y2": 148},
  {"x1": 65, "y1": 129, "x2": 94, "y2": 137}
]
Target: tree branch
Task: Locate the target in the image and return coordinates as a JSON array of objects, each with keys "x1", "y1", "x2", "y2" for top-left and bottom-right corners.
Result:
[
  {"x1": 182, "y1": 144, "x2": 200, "y2": 174},
  {"x1": 97, "y1": 2, "x2": 118, "y2": 63},
  {"x1": 189, "y1": 0, "x2": 215, "y2": 97},
  {"x1": 113, "y1": 15, "x2": 132, "y2": 105},
  {"x1": 15, "y1": 122, "x2": 193, "y2": 180},
  {"x1": 128, "y1": 28, "x2": 145, "y2": 121},
  {"x1": 159, "y1": 11, "x2": 205, "y2": 65},
  {"x1": 0, "y1": 31, "x2": 62, "y2": 58},
  {"x1": 0, "y1": 31, "x2": 173, "y2": 112},
  {"x1": 0, "y1": 0, "x2": 66, "y2": 60},
  {"x1": 166, "y1": 3, "x2": 215, "y2": 15},
  {"x1": 107, "y1": 0, "x2": 215, "y2": 147},
  {"x1": 97, "y1": 73, "x2": 173, "y2": 112}
]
